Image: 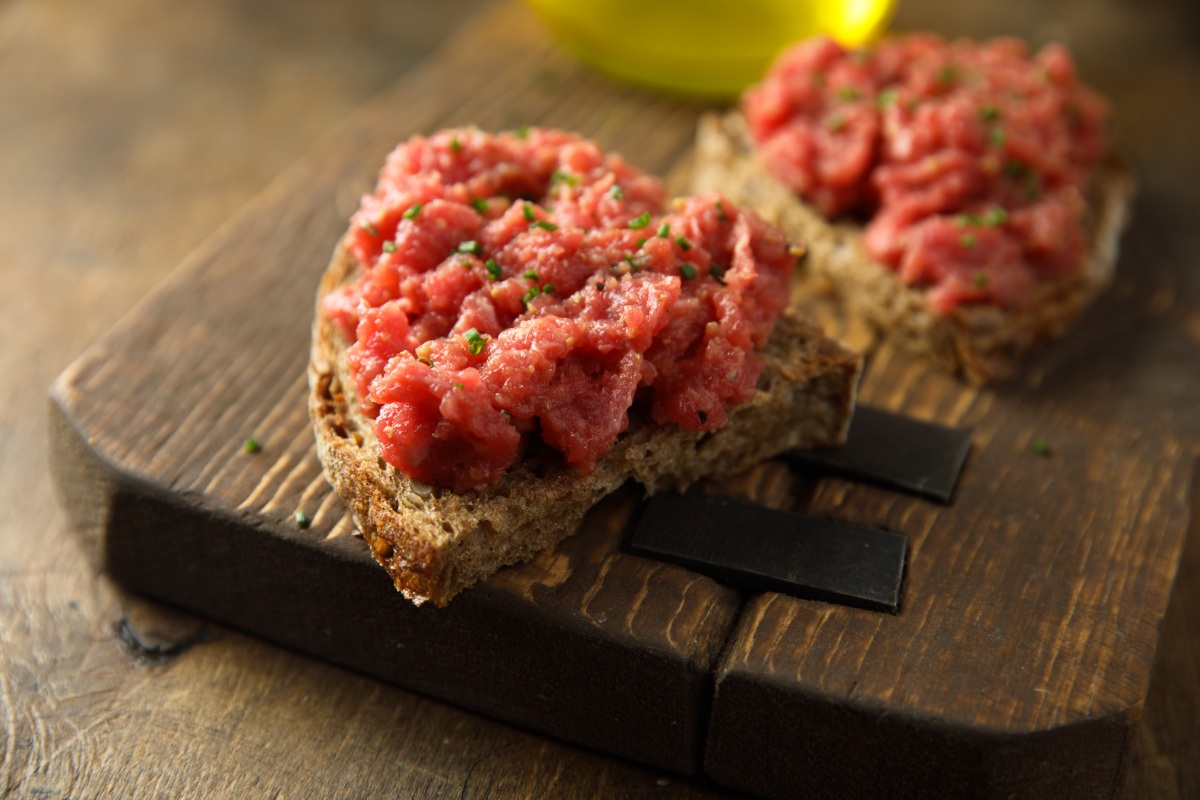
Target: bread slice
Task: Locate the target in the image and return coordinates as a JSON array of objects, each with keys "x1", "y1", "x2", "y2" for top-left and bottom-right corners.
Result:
[
  {"x1": 692, "y1": 111, "x2": 1136, "y2": 384},
  {"x1": 309, "y1": 241, "x2": 863, "y2": 607}
]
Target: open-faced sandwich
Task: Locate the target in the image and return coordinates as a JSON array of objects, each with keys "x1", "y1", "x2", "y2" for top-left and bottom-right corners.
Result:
[
  {"x1": 309, "y1": 127, "x2": 862, "y2": 606},
  {"x1": 693, "y1": 34, "x2": 1135, "y2": 383}
]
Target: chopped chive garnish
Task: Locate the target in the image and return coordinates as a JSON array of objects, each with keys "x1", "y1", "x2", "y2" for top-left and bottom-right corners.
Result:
[
  {"x1": 294, "y1": 510, "x2": 310, "y2": 529},
  {"x1": 450, "y1": 135, "x2": 462, "y2": 154},
  {"x1": 552, "y1": 170, "x2": 579, "y2": 187},
  {"x1": 936, "y1": 65, "x2": 956, "y2": 85},
  {"x1": 470, "y1": 198, "x2": 489, "y2": 213},
  {"x1": 961, "y1": 234, "x2": 977, "y2": 249},
  {"x1": 541, "y1": 282, "x2": 555, "y2": 294},
  {"x1": 709, "y1": 264, "x2": 726, "y2": 285},
  {"x1": 522, "y1": 286, "x2": 542, "y2": 306},
  {"x1": 609, "y1": 184, "x2": 624, "y2": 200},
  {"x1": 464, "y1": 328, "x2": 488, "y2": 355},
  {"x1": 675, "y1": 235, "x2": 691, "y2": 251},
  {"x1": 1031, "y1": 438, "x2": 1050, "y2": 456},
  {"x1": 523, "y1": 269, "x2": 538, "y2": 280},
  {"x1": 485, "y1": 259, "x2": 503, "y2": 280},
  {"x1": 522, "y1": 203, "x2": 536, "y2": 222},
  {"x1": 533, "y1": 219, "x2": 558, "y2": 231},
  {"x1": 876, "y1": 88, "x2": 897, "y2": 108},
  {"x1": 418, "y1": 356, "x2": 434, "y2": 367},
  {"x1": 636, "y1": 237, "x2": 646, "y2": 247},
  {"x1": 458, "y1": 240, "x2": 482, "y2": 255},
  {"x1": 629, "y1": 212, "x2": 650, "y2": 230},
  {"x1": 1003, "y1": 160, "x2": 1030, "y2": 177},
  {"x1": 243, "y1": 437, "x2": 260, "y2": 454},
  {"x1": 837, "y1": 85, "x2": 861, "y2": 102},
  {"x1": 679, "y1": 263, "x2": 697, "y2": 280},
  {"x1": 515, "y1": 124, "x2": 531, "y2": 139},
  {"x1": 382, "y1": 240, "x2": 397, "y2": 253},
  {"x1": 403, "y1": 203, "x2": 423, "y2": 220},
  {"x1": 989, "y1": 127, "x2": 1007, "y2": 147},
  {"x1": 657, "y1": 223, "x2": 671, "y2": 238},
  {"x1": 983, "y1": 207, "x2": 1008, "y2": 227},
  {"x1": 824, "y1": 113, "x2": 846, "y2": 132},
  {"x1": 715, "y1": 200, "x2": 728, "y2": 221},
  {"x1": 453, "y1": 382, "x2": 464, "y2": 390},
  {"x1": 361, "y1": 221, "x2": 379, "y2": 236},
  {"x1": 980, "y1": 104, "x2": 1001, "y2": 122},
  {"x1": 972, "y1": 272, "x2": 990, "y2": 287}
]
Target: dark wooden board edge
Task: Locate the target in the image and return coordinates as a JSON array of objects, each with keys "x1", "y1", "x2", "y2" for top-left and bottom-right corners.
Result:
[
  {"x1": 704, "y1": 661, "x2": 1134, "y2": 800},
  {"x1": 47, "y1": 385, "x2": 728, "y2": 775}
]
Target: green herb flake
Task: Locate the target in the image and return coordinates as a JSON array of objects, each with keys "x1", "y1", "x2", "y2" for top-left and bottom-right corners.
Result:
[
  {"x1": 521, "y1": 286, "x2": 542, "y2": 306},
  {"x1": 983, "y1": 207, "x2": 1008, "y2": 227},
  {"x1": 675, "y1": 235, "x2": 692, "y2": 251},
  {"x1": 294, "y1": 510, "x2": 310, "y2": 529},
  {"x1": 1031, "y1": 438, "x2": 1050, "y2": 457},
  {"x1": 657, "y1": 222, "x2": 671, "y2": 238},
  {"x1": 382, "y1": 240, "x2": 397, "y2": 253},
  {"x1": 876, "y1": 88, "x2": 898, "y2": 108},
  {"x1": 972, "y1": 271, "x2": 990, "y2": 287},
  {"x1": 541, "y1": 282, "x2": 555, "y2": 294},
  {"x1": 464, "y1": 328, "x2": 488, "y2": 355},
  {"x1": 522, "y1": 203, "x2": 536, "y2": 222},
  {"x1": 989, "y1": 127, "x2": 1007, "y2": 147},
  {"x1": 961, "y1": 233, "x2": 977, "y2": 249},
  {"x1": 243, "y1": 437, "x2": 261, "y2": 454},
  {"x1": 552, "y1": 170, "x2": 579, "y2": 187},
  {"x1": 636, "y1": 238, "x2": 646, "y2": 247},
  {"x1": 1024, "y1": 176, "x2": 1043, "y2": 200},
  {"x1": 1003, "y1": 160, "x2": 1030, "y2": 178},
  {"x1": 523, "y1": 269, "x2": 538, "y2": 281},
  {"x1": 715, "y1": 200, "x2": 729, "y2": 221},
  {"x1": 628, "y1": 212, "x2": 651, "y2": 230},
  {"x1": 709, "y1": 264, "x2": 727, "y2": 285},
  {"x1": 514, "y1": 124, "x2": 531, "y2": 139},
  {"x1": 824, "y1": 113, "x2": 846, "y2": 132},
  {"x1": 609, "y1": 184, "x2": 624, "y2": 200},
  {"x1": 457, "y1": 240, "x2": 482, "y2": 255},
  {"x1": 361, "y1": 221, "x2": 379, "y2": 236},
  {"x1": 836, "y1": 85, "x2": 862, "y2": 102},
  {"x1": 485, "y1": 259, "x2": 503, "y2": 280},
  {"x1": 450, "y1": 135, "x2": 463, "y2": 154},
  {"x1": 980, "y1": 104, "x2": 1001, "y2": 123},
  {"x1": 679, "y1": 263, "x2": 697, "y2": 280},
  {"x1": 533, "y1": 219, "x2": 558, "y2": 231},
  {"x1": 402, "y1": 203, "x2": 423, "y2": 220},
  {"x1": 453, "y1": 382, "x2": 465, "y2": 390},
  {"x1": 470, "y1": 198, "x2": 489, "y2": 213},
  {"x1": 936, "y1": 64, "x2": 956, "y2": 86}
]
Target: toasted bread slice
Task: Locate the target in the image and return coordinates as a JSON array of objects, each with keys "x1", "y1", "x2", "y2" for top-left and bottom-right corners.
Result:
[
  {"x1": 692, "y1": 111, "x2": 1136, "y2": 384},
  {"x1": 309, "y1": 242, "x2": 863, "y2": 607}
]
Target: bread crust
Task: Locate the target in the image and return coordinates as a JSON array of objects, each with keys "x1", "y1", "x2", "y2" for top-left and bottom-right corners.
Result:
[
  {"x1": 310, "y1": 241, "x2": 863, "y2": 606},
  {"x1": 692, "y1": 111, "x2": 1136, "y2": 384}
]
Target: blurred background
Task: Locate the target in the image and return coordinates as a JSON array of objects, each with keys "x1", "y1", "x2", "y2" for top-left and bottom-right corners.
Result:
[{"x1": 1, "y1": 0, "x2": 1197, "y2": 797}]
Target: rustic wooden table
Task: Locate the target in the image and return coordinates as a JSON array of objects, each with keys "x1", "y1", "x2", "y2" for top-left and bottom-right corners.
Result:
[{"x1": 3, "y1": 0, "x2": 1198, "y2": 797}]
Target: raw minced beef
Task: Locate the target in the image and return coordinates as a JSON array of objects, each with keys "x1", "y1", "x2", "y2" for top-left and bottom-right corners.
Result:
[
  {"x1": 325, "y1": 128, "x2": 796, "y2": 492},
  {"x1": 743, "y1": 34, "x2": 1111, "y2": 312}
]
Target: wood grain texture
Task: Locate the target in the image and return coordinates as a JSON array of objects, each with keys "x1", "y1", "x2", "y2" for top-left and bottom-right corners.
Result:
[
  {"x1": 7, "y1": 0, "x2": 1200, "y2": 798},
  {"x1": 47, "y1": 0, "x2": 744, "y2": 776},
  {"x1": 49, "y1": 2, "x2": 1200, "y2": 797}
]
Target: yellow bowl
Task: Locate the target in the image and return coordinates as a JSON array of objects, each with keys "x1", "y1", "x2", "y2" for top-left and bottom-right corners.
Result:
[{"x1": 526, "y1": 0, "x2": 896, "y2": 98}]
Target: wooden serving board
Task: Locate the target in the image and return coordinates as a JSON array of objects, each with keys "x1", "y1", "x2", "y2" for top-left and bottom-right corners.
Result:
[{"x1": 48, "y1": 3, "x2": 1200, "y2": 798}]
